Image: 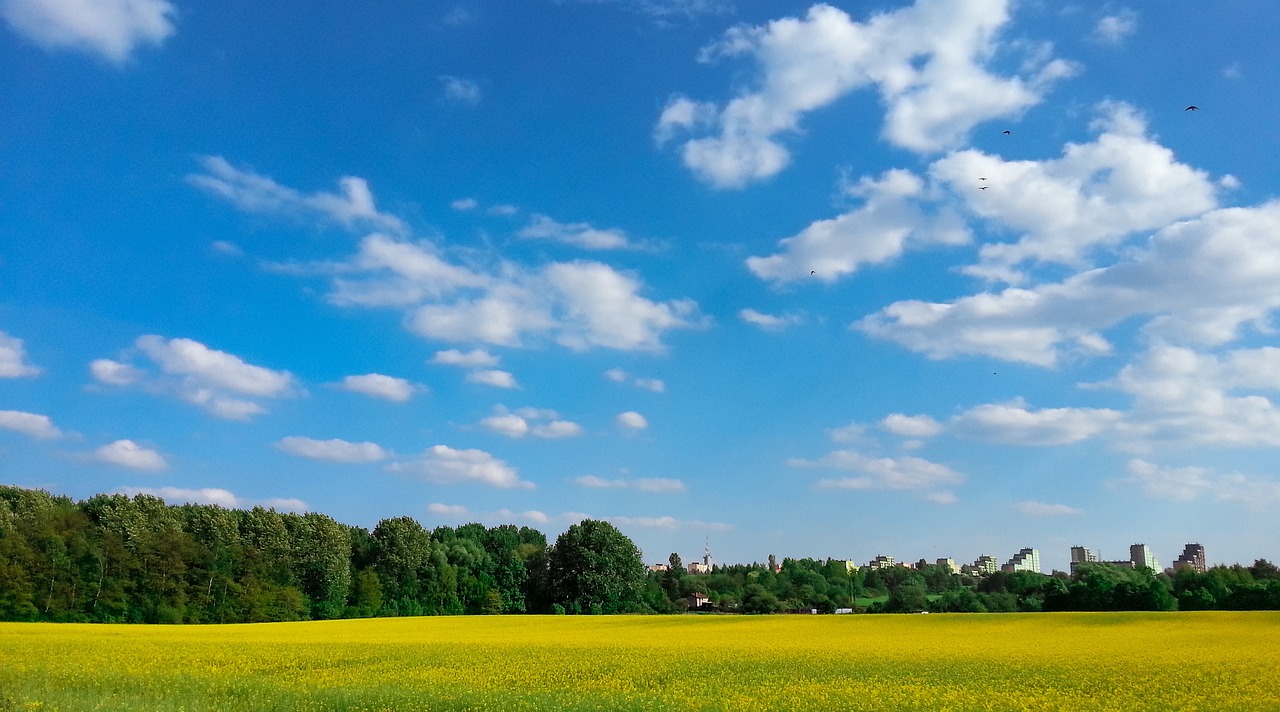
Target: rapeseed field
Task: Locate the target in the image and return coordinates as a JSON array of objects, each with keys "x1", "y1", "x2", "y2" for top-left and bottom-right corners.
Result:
[{"x1": 1, "y1": 612, "x2": 1276, "y2": 711}]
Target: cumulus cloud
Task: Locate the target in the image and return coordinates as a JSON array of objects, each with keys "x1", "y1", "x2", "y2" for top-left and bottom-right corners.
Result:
[
  {"x1": 1093, "y1": 9, "x2": 1137, "y2": 45},
  {"x1": 1121, "y1": 459, "x2": 1280, "y2": 508},
  {"x1": 450, "y1": 197, "x2": 478, "y2": 211},
  {"x1": 748, "y1": 169, "x2": 969, "y2": 282},
  {"x1": 276, "y1": 436, "x2": 388, "y2": 464},
  {"x1": 880, "y1": 414, "x2": 943, "y2": 438},
  {"x1": 739, "y1": 308, "x2": 803, "y2": 331},
  {"x1": 480, "y1": 407, "x2": 582, "y2": 439},
  {"x1": 467, "y1": 369, "x2": 518, "y2": 389},
  {"x1": 575, "y1": 475, "x2": 687, "y2": 492},
  {"x1": 432, "y1": 349, "x2": 500, "y2": 368},
  {"x1": 610, "y1": 515, "x2": 733, "y2": 532},
  {"x1": 187, "y1": 156, "x2": 408, "y2": 236},
  {"x1": 389, "y1": 445, "x2": 534, "y2": 489},
  {"x1": 932, "y1": 101, "x2": 1217, "y2": 279},
  {"x1": 792, "y1": 449, "x2": 963, "y2": 501},
  {"x1": 571, "y1": 0, "x2": 732, "y2": 19},
  {"x1": 0, "y1": 410, "x2": 63, "y2": 439},
  {"x1": 117, "y1": 486, "x2": 307, "y2": 511},
  {"x1": 92, "y1": 335, "x2": 298, "y2": 420},
  {"x1": 518, "y1": 214, "x2": 632, "y2": 250},
  {"x1": 604, "y1": 368, "x2": 666, "y2": 392},
  {"x1": 616, "y1": 411, "x2": 648, "y2": 431},
  {"x1": 427, "y1": 502, "x2": 469, "y2": 516},
  {"x1": 439, "y1": 75, "x2": 482, "y2": 105},
  {"x1": 658, "y1": 0, "x2": 1074, "y2": 187},
  {"x1": 340, "y1": 373, "x2": 418, "y2": 402},
  {"x1": 93, "y1": 439, "x2": 167, "y2": 471},
  {"x1": 859, "y1": 200, "x2": 1280, "y2": 366},
  {"x1": 948, "y1": 400, "x2": 1122, "y2": 445},
  {"x1": 1016, "y1": 500, "x2": 1083, "y2": 516},
  {"x1": 0, "y1": 331, "x2": 40, "y2": 377},
  {"x1": 1, "y1": 0, "x2": 175, "y2": 64}
]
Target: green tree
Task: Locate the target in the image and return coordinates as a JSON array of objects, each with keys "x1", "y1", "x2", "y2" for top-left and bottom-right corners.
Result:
[{"x1": 547, "y1": 520, "x2": 645, "y2": 614}]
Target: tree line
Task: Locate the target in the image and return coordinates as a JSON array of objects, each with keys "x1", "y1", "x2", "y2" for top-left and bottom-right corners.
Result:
[
  {"x1": 0, "y1": 486, "x2": 645, "y2": 622},
  {"x1": 3, "y1": 485, "x2": 1277, "y2": 622}
]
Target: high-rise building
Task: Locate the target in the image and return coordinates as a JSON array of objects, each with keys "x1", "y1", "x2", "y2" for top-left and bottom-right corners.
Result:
[
  {"x1": 1130, "y1": 543, "x2": 1160, "y2": 571},
  {"x1": 936, "y1": 557, "x2": 958, "y2": 574},
  {"x1": 970, "y1": 554, "x2": 998, "y2": 575},
  {"x1": 1003, "y1": 548, "x2": 1040, "y2": 574},
  {"x1": 1069, "y1": 546, "x2": 1097, "y2": 575},
  {"x1": 867, "y1": 555, "x2": 895, "y2": 570},
  {"x1": 1173, "y1": 543, "x2": 1207, "y2": 573}
]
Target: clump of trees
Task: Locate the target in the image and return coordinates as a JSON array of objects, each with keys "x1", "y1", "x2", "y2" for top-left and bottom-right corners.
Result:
[{"x1": 0, "y1": 486, "x2": 651, "y2": 623}]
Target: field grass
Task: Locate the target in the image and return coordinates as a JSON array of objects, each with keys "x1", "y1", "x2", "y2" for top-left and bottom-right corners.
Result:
[{"x1": 2, "y1": 612, "x2": 1277, "y2": 711}]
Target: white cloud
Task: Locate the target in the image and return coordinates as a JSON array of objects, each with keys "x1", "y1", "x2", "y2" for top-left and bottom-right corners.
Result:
[
  {"x1": 481, "y1": 407, "x2": 582, "y2": 439},
  {"x1": 859, "y1": 200, "x2": 1280, "y2": 366},
  {"x1": 0, "y1": 331, "x2": 40, "y2": 378},
  {"x1": 187, "y1": 156, "x2": 408, "y2": 236},
  {"x1": 575, "y1": 475, "x2": 686, "y2": 492},
  {"x1": 543, "y1": 261, "x2": 700, "y2": 351},
  {"x1": 340, "y1": 373, "x2": 418, "y2": 402},
  {"x1": 827, "y1": 422, "x2": 866, "y2": 444},
  {"x1": 748, "y1": 169, "x2": 969, "y2": 282},
  {"x1": 211, "y1": 240, "x2": 243, "y2": 256},
  {"x1": 604, "y1": 367, "x2": 628, "y2": 383},
  {"x1": 432, "y1": 348, "x2": 500, "y2": 368},
  {"x1": 532, "y1": 420, "x2": 584, "y2": 439},
  {"x1": 616, "y1": 411, "x2": 648, "y2": 431},
  {"x1": 932, "y1": 101, "x2": 1217, "y2": 279},
  {"x1": 609, "y1": 515, "x2": 733, "y2": 532},
  {"x1": 451, "y1": 197, "x2": 478, "y2": 211},
  {"x1": 793, "y1": 449, "x2": 963, "y2": 501},
  {"x1": 93, "y1": 439, "x2": 166, "y2": 471},
  {"x1": 467, "y1": 369, "x2": 518, "y2": 389},
  {"x1": 634, "y1": 378, "x2": 665, "y2": 393},
  {"x1": 428, "y1": 502, "x2": 469, "y2": 515},
  {"x1": 1093, "y1": 10, "x2": 1137, "y2": 45},
  {"x1": 1016, "y1": 500, "x2": 1083, "y2": 516},
  {"x1": 739, "y1": 308, "x2": 803, "y2": 331},
  {"x1": 93, "y1": 336, "x2": 298, "y2": 420},
  {"x1": 439, "y1": 75, "x2": 482, "y2": 105},
  {"x1": 0, "y1": 410, "x2": 63, "y2": 439},
  {"x1": 488, "y1": 204, "x2": 519, "y2": 217},
  {"x1": 276, "y1": 436, "x2": 388, "y2": 464},
  {"x1": 116, "y1": 486, "x2": 307, "y2": 511},
  {"x1": 1, "y1": 0, "x2": 175, "y2": 64},
  {"x1": 576, "y1": 0, "x2": 731, "y2": 19},
  {"x1": 518, "y1": 214, "x2": 632, "y2": 250},
  {"x1": 1103, "y1": 345, "x2": 1280, "y2": 449},
  {"x1": 1121, "y1": 459, "x2": 1280, "y2": 509},
  {"x1": 948, "y1": 401, "x2": 1122, "y2": 445},
  {"x1": 658, "y1": 1, "x2": 1073, "y2": 187},
  {"x1": 389, "y1": 445, "x2": 534, "y2": 489},
  {"x1": 880, "y1": 414, "x2": 943, "y2": 438}
]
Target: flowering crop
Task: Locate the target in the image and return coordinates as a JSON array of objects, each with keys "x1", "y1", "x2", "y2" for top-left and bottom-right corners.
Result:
[{"x1": 1, "y1": 612, "x2": 1276, "y2": 710}]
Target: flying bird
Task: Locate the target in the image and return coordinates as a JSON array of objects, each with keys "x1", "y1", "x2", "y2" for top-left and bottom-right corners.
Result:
[
  {"x1": 1185, "y1": 105, "x2": 1199, "y2": 111},
  {"x1": 1001, "y1": 130, "x2": 1012, "y2": 135},
  {"x1": 810, "y1": 270, "x2": 816, "y2": 275},
  {"x1": 979, "y1": 177, "x2": 988, "y2": 181},
  {"x1": 979, "y1": 186, "x2": 989, "y2": 190}
]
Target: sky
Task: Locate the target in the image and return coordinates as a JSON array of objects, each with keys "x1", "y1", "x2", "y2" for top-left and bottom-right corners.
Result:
[{"x1": 3, "y1": 0, "x2": 1279, "y2": 574}]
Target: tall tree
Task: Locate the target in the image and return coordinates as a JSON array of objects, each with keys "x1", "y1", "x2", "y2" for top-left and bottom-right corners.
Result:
[{"x1": 547, "y1": 520, "x2": 645, "y2": 614}]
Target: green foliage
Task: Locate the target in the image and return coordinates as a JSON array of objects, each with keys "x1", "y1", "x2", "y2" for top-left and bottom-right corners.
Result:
[{"x1": 546, "y1": 519, "x2": 645, "y2": 614}]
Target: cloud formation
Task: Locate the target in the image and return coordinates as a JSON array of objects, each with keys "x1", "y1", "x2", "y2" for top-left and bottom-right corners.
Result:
[
  {"x1": 658, "y1": 0, "x2": 1073, "y2": 187},
  {"x1": 389, "y1": 445, "x2": 534, "y2": 489},
  {"x1": 792, "y1": 449, "x2": 963, "y2": 502},
  {"x1": 1, "y1": 0, "x2": 175, "y2": 64},
  {"x1": 339, "y1": 373, "x2": 418, "y2": 402},
  {"x1": 575, "y1": 475, "x2": 687, "y2": 492},
  {"x1": 92, "y1": 335, "x2": 299, "y2": 420},
  {"x1": 93, "y1": 439, "x2": 167, "y2": 471},
  {"x1": 480, "y1": 407, "x2": 583, "y2": 439},
  {"x1": 0, "y1": 331, "x2": 40, "y2": 378},
  {"x1": 0, "y1": 410, "x2": 63, "y2": 439},
  {"x1": 276, "y1": 436, "x2": 389, "y2": 463}
]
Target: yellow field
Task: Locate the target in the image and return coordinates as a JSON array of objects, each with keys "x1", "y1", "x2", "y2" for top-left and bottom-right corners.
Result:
[{"x1": 1, "y1": 612, "x2": 1277, "y2": 711}]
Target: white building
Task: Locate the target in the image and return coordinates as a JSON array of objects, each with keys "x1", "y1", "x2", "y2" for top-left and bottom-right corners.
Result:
[
  {"x1": 1003, "y1": 548, "x2": 1040, "y2": 574},
  {"x1": 1173, "y1": 543, "x2": 1206, "y2": 573},
  {"x1": 1070, "y1": 546, "x2": 1097, "y2": 575},
  {"x1": 1130, "y1": 543, "x2": 1160, "y2": 571}
]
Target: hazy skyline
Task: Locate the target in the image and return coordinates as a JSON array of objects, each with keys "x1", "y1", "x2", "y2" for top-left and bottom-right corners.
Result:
[{"x1": 3, "y1": 0, "x2": 1279, "y2": 572}]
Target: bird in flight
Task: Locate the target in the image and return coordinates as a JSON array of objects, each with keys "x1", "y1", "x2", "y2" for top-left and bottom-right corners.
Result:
[
  {"x1": 1185, "y1": 105, "x2": 1199, "y2": 111},
  {"x1": 979, "y1": 177, "x2": 988, "y2": 181},
  {"x1": 1001, "y1": 130, "x2": 1012, "y2": 135},
  {"x1": 979, "y1": 186, "x2": 989, "y2": 190}
]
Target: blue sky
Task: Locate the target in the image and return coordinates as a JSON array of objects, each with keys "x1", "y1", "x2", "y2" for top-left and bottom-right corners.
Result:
[{"x1": 3, "y1": 0, "x2": 1279, "y2": 573}]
